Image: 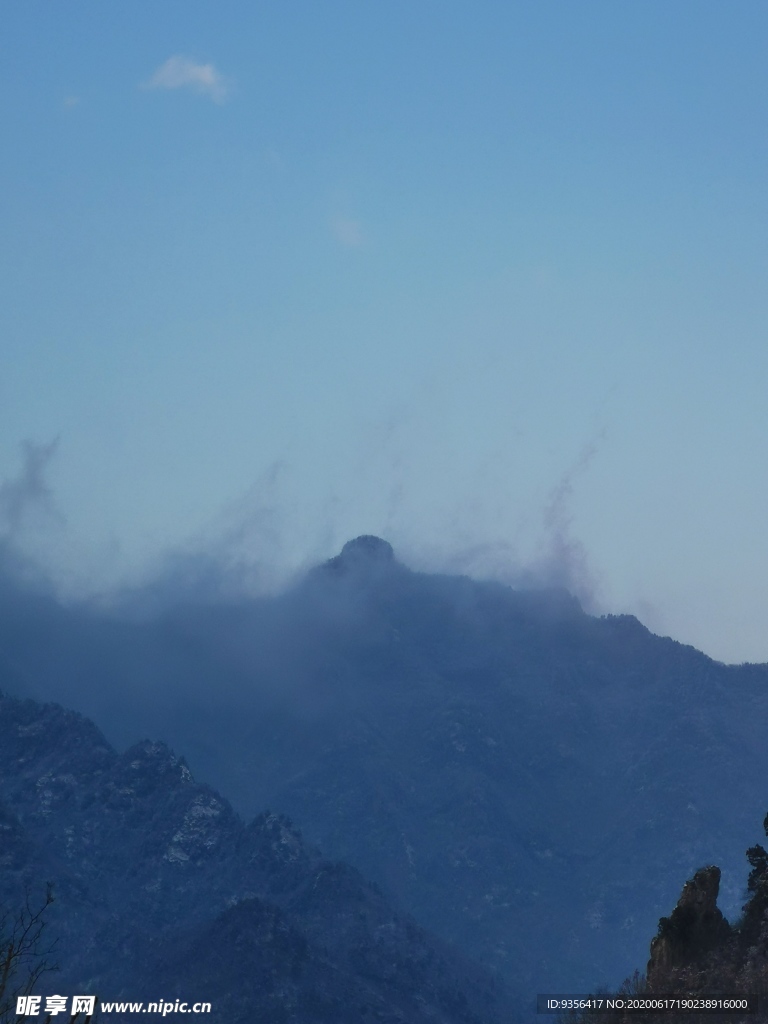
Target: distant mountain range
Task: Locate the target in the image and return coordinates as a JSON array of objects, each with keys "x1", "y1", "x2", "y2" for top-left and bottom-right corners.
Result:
[
  {"x1": 0, "y1": 691, "x2": 507, "y2": 1024},
  {"x1": 3, "y1": 535, "x2": 768, "y2": 1007}
]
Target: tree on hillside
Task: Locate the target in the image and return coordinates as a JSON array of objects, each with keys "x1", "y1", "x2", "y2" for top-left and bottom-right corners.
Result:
[{"x1": 0, "y1": 886, "x2": 58, "y2": 1023}]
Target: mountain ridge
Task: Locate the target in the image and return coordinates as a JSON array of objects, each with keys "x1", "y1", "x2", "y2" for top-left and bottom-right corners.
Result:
[
  {"x1": 2, "y1": 537, "x2": 767, "y2": 1003},
  {"x1": 0, "y1": 689, "x2": 509, "y2": 1023}
]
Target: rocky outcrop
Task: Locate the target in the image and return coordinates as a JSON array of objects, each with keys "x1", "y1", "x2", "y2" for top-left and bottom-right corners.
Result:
[
  {"x1": 595, "y1": 818, "x2": 768, "y2": 1020},
  {"x1": 317, "y1": 534, "x2": 398, "y2": 578},
  {"x1": 647, "y1": 866, "x2": 732, "y2": 984}
]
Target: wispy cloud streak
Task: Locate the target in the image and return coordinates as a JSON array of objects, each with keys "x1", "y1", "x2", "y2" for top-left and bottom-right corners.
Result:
[{"x1": 0, "y1": 439, "x2": 63, "y2": 536}]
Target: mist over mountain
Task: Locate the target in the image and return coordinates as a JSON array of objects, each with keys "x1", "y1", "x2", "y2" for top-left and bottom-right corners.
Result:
[{"x1": 3, "y1": 535, "x2": 768, "y2": 1005}]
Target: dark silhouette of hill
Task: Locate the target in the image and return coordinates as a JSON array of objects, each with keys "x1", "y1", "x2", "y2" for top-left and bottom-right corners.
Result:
[
  {"x1": 3, "y1": 536, "x2": 768, "y2": 1002},
  {"x1": 0, "y1": 692, "x2": 508, "y2": 1024}
]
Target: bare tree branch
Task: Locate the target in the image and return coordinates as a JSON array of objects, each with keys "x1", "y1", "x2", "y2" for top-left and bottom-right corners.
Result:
[{"x1": 0, "y1": 885, "x2": 58, "y2": 1023}]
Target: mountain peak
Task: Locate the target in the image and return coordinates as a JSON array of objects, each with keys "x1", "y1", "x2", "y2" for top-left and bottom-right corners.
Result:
[
  {"x1": 339, "y1": 535, "x2": 394, "y2": 564},
  {"x1": 317, "y1": 535, "x2": 397, "y2": 577}
]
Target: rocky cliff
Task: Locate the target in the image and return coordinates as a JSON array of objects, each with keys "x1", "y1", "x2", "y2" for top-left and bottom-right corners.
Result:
[{"x1": 647, "y1": 866, "x2": 732, "y2": 985}]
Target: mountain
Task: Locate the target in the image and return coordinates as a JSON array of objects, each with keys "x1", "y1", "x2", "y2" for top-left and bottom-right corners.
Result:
[
  {"x1": 0, "y1": 691, "x2": 507, "y2": 1024},
  {"x1": 3, "y1": 536, "x2": 768, "y2": 1001}
]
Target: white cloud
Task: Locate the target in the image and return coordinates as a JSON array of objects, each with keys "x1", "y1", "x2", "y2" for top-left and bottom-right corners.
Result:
[
  {"x1": 142, "y1": 55, "x2": 230, "y2": 103},
  {"x1": 330, "y1": 217, "x2": 364, "y2": 248}
]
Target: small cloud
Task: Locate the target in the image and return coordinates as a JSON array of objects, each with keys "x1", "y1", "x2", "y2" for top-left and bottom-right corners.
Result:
[
  {"x1": 63, "y1": 95, "x2": 80, "y2": 109},
  {"x1": 142, "y1": 55, "x2": 230, "y2": 103},
  {"x1": 330, "y1": 217, "x2": 364, "y2": 248}
]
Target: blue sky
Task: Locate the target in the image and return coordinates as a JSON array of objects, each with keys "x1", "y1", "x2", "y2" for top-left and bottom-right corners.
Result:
[{"x1": 2, "y1": 1, "x2": 768, "y2": 662}]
